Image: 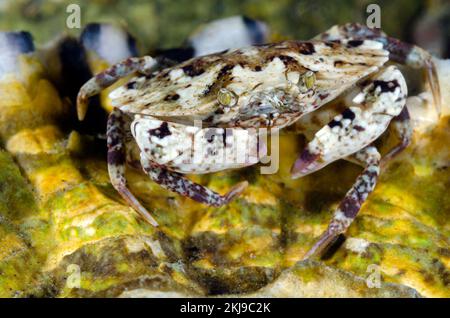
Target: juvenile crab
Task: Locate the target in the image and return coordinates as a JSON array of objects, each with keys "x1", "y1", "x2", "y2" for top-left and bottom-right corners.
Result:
[{"x1": 77, "y1": 23, "x2": 440, "y2": 259}]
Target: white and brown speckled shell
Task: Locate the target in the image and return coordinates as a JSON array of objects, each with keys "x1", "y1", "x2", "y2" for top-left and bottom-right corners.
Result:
[{"x1": 110, "y1": 39, "x2": 389, "y2": 128}]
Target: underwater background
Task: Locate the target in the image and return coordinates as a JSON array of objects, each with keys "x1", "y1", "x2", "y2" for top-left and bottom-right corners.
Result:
[
  {"x1": 0, "y1": 0, "x2": 449, "y2": 298},
  {"x1": 0, "y1": 0, "x2": 448, "y2": 57}
]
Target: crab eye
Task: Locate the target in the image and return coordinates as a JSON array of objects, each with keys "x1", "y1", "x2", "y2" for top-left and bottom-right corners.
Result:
[
  {"x1": 298, "y1": 71, "x2": 316, "y2": 93},
  {"x1": 217, "y1": 88, "x2": 238, "y2": 107}
]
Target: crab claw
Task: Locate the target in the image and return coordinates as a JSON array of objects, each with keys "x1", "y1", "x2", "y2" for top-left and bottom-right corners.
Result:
[{"x1": 290, "y1": 148, "x2": 321, "y2": 179}]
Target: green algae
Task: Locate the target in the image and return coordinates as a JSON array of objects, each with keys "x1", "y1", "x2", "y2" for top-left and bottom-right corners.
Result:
[
  {"x1": 0, "y1": 0, "x2": 448, "y2": 298},
  {"x1": 0, "y1": 151, "x2": 37, "y2": 221}
]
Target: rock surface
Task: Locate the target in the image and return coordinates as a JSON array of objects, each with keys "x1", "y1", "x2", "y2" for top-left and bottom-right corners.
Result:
[{"x1": 0, "y1": 1, "x2": 449, "y2": 297}]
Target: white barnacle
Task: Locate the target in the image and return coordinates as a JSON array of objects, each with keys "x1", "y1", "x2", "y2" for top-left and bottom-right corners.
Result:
[
  {"x1": 217, "y1": 87, "x2": 238, "y2": 107},
  {"x1": 287, "y1": 71, "x2": 300, "y2": 85},
  {"x1": 169, "y1": 68, "x2": 185, "y2": 81},
  {"x1": 345, "y1": 237, "x2": 370, "y2": 255}
]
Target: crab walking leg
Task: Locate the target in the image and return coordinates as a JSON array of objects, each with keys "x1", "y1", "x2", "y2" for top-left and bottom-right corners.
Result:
[
  {"x1": 381, "y1": 107, "x2": 413, "y2": 166},
  {"x1": 303, "y1": 146, "x2": 381, "y2": 259},
  {"x1": 140, "y1": 155, "x2": 248, "y2": 207},
  {"x1": 77, "y1": 56, "x2": 158, "y2": 120},
  {"x1": 107, "y1": 108, "x2": 159, "y2": 226},
  {"x1": 315, "y1": 23, "x2": 441, "y2": 113},
  {"x1": 292, "y1": 66, "x2": 407, "y2": 258}
]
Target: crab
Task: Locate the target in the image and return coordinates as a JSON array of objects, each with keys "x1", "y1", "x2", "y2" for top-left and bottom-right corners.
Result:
[{"x1": 77, "y1": 23, "x2": 440, "y2": 259}]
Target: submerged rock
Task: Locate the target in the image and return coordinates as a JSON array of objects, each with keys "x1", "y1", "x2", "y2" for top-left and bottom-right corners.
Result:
[{"x1": 0, "y1": 21, "x2": 449, "y2": 298}]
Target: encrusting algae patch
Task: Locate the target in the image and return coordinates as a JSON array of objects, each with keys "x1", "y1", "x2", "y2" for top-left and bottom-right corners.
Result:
[
  {"x1": 0, "y1": 42, "x2": 449, "y2": 298},
  {"x1": 0, "y1": 54, "x2": 196, "y2": 297}
]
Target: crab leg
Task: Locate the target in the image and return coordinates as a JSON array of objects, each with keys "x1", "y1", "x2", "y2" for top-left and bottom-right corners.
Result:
[
  {"x1": 291, "y1": 66, "x2": 407, "y2": 258},
  {"x1": 139, "y1": 155, "x2": 248, "y2": 207},
  {"x1": 344, "y1": 107, "x2": 412, "y2": 168},
  {"x1": 315, "y1": 23, "x2": 441, "y2": 113},
  {"x1": 381, "y1": 107, "x2": 412, "y2": 166},
  {"x1": 302, "y1": 145, "x2": 381, "y2": 259},
  {"x1": 77, "y1": 56, "x2": 158, "y2": 120},
  {"x1": 107, "y1": 108, "x2": 159, "y2": 226}
]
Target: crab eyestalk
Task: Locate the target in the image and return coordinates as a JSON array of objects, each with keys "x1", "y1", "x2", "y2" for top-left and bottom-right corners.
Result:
[
  {"x1": 217, "y1": 87, "x2": 238, "y2": 108},
  {"x1": 298, "y1": 70, "x2": 316, "y2": 93}
]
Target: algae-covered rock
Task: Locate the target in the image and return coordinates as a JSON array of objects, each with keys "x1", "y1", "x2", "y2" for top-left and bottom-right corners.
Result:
[
  {"x1": 243, "y1": 260, "x2": 421, "y2": 298},
  {"x1": 1, "y1": 48, "x2": 448, "y2": 298},
  {"x1": 0, "y1": 151, "x2": 43, "y2": 297},
  {"x1": 0, "y1": 53, "x2": 199, "y2": 297},
  {"x1": 0, "y1": 2, "x2": 449, "y2": 298}
]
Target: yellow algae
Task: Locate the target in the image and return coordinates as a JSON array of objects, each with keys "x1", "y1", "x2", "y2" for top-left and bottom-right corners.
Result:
[
  {"x1": 6, "y1": 126, "x2": 64, "y2": 155},
  {"x1": 18, "y1": 55, "x2": 47, "y2": 89},
  {"x1": 0, "y1": 151, "x2": 37, "y2": 221},
  {"x1": 0, "y1": 219, "x2": 43, "y2": 297},
  {"x1": 413, "y1": 161, "x2": 436, "y2": 177},
  {"x1": 124, "y1": 236, "x2": 147, "y2": 254},
  {"x1": 0, "y1": 74, "x2": 63, "y2": 141},
  {"x1": 48, "y1": 183, "x2": 122, "y2": 221},
  {"x1": 66, "y1": 131, "x2": 84, "y2": 155},
  {"x1": 0, "y1": 34, "x2": 448, "y2": 297},
  {"x1": 192, "y1": 259, "x2": 216, "y2": 270},
  {"x1": 381, "y1": 247, "x2": 449, "y2": 298},
  {"x1": 240, "y1": 185, "x2": 277, "y2": 206},
  {"x1": 30, "y1": 79, "x2": 65, "y2": 117},
  {"x1": 29, "y1": 163, "x2": 84, "y2": 199},
  {"x1": 0, "y1": 81, "x2": 31, "y2": 107},
  {"x1": 0, "y1": 232, "x2": 27, "y2": 260},
  {"x1": 242, "y1": 260, "x2": 419, "y2": 298}
]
